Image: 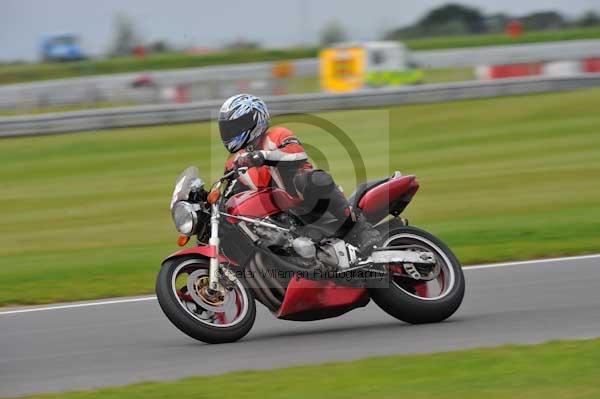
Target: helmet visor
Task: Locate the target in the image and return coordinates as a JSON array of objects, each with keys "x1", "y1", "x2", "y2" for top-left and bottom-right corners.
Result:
[
  {"x1": 223, "y1": 131, "x2": 250, "y2": 153},
  {"x1": 219, "y1": 112, "x2": 257, "y2": 143}
]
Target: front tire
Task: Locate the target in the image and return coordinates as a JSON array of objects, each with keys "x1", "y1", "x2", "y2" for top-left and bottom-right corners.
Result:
[
  {"x1": 156, "y1": 256, "x2": 256, "y2": 344},
  {"x1": 369, "y1": 221, "x2": 465, "y2": 324}
]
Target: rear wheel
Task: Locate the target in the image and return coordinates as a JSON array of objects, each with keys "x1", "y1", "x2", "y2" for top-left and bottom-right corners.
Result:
[
  {"x1": 156, "y1": 256, "x2": 256, "y2": 344},
  {"x1": 369, "y1": 221, "x2": 465, "y2": 324}
]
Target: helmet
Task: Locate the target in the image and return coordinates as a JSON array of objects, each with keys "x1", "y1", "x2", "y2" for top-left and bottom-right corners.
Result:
[{"x1": 218, "y1": 94, "x2": 269, "y2": 153}]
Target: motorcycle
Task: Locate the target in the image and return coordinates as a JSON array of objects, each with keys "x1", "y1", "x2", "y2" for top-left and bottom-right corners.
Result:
[{"x1": 156, "y1": 166, "x2": 465, "y2": 344}]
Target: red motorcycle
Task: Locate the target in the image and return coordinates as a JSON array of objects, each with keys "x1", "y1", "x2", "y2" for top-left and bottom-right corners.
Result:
[{"x1": 156, "y1": 166, "x2": 465, "y2": 344}]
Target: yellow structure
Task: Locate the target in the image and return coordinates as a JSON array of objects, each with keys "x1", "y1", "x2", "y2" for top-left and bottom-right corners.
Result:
[
  {"x1": 320, "y1": 41, "x2": 423, "y2": 93},
  {"x1": 320, "y1": 47, "x2": 366, "y2": 92}
]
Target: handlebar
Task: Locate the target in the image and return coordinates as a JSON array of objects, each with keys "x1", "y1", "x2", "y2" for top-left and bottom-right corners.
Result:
[
  {"x1": 215, "y1": 166, "x2": 249, "y2": 200},
  {"x1": 220, "y1": 166, "x2": 248, "y2": 183}
]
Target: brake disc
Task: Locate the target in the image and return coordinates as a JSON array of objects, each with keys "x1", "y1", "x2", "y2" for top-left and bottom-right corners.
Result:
[{"x1": 186, "y1": 269, "x2": 233, "y2": 312}]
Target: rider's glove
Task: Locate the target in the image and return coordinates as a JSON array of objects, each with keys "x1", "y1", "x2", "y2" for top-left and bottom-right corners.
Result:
[{"x1": 235, "y1": 151, "x2": 266, "y2": 168}]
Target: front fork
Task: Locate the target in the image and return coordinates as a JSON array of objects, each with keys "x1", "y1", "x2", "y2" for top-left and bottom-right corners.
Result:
[{"x1": 208, "y1": 203, "x2": 221, "y2": 291}]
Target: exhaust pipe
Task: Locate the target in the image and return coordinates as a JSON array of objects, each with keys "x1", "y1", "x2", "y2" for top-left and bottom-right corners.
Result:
[{"x1": 248, "y1": 253, "x2": 282, "y2": 311}]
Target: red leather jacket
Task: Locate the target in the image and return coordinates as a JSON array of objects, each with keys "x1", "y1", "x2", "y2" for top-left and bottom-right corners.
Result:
[{"x1": 225, "y1": 126, "x2": 312, "y2": 195}]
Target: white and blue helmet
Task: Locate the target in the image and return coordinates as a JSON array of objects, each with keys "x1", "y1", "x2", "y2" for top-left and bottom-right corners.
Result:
[{"x1": 218, "y1": 94, "x2": 270, "y2": 153}]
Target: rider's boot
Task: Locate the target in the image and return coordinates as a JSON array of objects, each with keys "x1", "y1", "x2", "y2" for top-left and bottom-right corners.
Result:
[
  {"x1": 327, "y1": 191, "x2": 381, "y2": 257},
  {"x1": 341, "y1": 211, "x2": 381, "y2": 257}
]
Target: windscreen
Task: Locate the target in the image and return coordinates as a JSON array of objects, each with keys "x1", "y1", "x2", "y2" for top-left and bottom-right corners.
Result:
[{"x1": 170, "y1": 166, "x2": 201, "y2": 211}]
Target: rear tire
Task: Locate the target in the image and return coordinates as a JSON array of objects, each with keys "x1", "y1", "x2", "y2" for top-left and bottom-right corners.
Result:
[
  {"x1": 156, "y1": 256, "x2": 256, "y2": 344},
  {"x1": 369, "y1": 221, "x2": 465, "y2": 324}
]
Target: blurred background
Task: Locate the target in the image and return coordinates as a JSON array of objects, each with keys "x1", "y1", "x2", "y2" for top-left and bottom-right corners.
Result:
[{"x1": 1, "y1": 0, "x2": 600, "y2": 112}]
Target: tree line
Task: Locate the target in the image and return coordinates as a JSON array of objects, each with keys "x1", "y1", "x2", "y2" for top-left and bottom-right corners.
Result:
[{"x1": 383, "y1": 3, "x2": 600, "y2": 41}]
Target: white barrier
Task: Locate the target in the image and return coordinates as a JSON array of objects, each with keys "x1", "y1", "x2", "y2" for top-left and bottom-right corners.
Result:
[
  {"x1": 0, "y1": 59, "x2": 318, "y2": 110},
  {"x1": 1, "y1": 74, "x2": 600, "y2": 138}
]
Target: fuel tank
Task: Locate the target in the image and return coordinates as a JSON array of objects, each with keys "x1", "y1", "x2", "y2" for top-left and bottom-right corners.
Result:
[{"x1": 225, "y1": 188, "x2": 302, "y2": 220}]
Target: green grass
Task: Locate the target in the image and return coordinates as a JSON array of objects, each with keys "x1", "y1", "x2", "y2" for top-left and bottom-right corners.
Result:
[
  {"x1": 11, "y1": 338, "x2": 600, "y2": 399},
  {"x1": 1, "y1": 89, "x2": 600, "y2": 306},
  {"x1": 421, "y1": 67, "x2": 475, "y2": 84},
  {"x1": 1, "y1": 27, "x2": 599, "y2": 85}
]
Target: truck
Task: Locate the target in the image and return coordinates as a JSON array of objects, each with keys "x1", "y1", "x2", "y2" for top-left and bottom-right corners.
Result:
[{"x1": 320, "y1": 41, "x2": 423, "y2": 93}]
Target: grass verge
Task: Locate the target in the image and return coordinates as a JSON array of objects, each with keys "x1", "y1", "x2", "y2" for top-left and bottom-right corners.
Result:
[
  {"x1": 11, "y1": 338, "x2": 600, "y2": 399},
  {"x1": 1, "y1": 89, "x2": 599, "y2": 306},
  {"x1": 1, "y1": 27, "x2": 599, "y2": 84}
]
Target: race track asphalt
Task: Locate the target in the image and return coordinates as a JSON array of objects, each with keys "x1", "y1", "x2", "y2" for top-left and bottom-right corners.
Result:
[{"x1": 1, "y1": 255, "x2": 599, "y2": 397}]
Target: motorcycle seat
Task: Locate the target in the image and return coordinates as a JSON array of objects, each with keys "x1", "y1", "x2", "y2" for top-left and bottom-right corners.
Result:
[{"x1": 347, "y1": 177, "x2": 389, "y2": 209}]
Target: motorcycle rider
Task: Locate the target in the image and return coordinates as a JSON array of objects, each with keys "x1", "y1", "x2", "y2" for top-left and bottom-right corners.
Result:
[{"x1": 218, "y1": 93, "x2": 381, "y2": 259}]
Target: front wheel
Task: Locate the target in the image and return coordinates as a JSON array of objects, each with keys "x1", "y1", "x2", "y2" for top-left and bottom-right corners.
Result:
[
  {"x1": 156, "y1": 256, "x2": 256, "y2": 344},
  {"x1": 369, "y1": 222, "x2": 465, "y2": 324}
]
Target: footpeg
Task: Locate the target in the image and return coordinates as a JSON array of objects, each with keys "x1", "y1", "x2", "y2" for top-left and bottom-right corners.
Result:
[{"x1": 317, "y1": 239, "x2": 359, "y2": 270}]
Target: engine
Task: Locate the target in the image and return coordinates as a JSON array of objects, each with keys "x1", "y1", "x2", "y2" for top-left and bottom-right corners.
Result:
[
  {"x1": 246, "y1": 214, "x2": 357, "y2": 271},
  {"x1": 238, "y1": 213, "x2": 362, "y2": 312}
]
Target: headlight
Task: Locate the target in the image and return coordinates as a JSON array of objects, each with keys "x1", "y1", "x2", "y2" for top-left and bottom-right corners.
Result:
[{"x1": 172, "y1": 201, "x2": 198, "y2": 236}]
